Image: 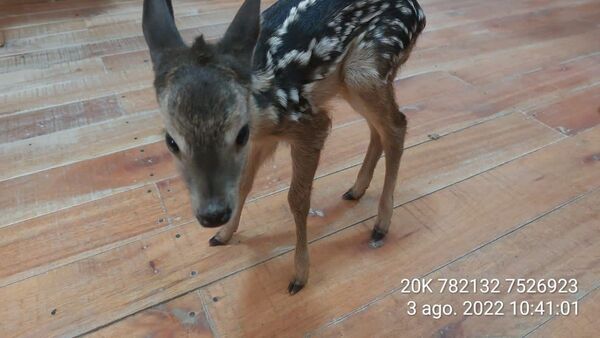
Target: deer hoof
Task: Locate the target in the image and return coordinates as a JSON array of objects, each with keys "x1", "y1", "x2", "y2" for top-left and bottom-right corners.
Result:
[
  {"x1": 288, "y1": 280, "x2": 305, "y2": 295},
  {"x1": 342, "y1": 189, "x2": 360, "y2": 201},
  {"x1": 209, "y1": 236, "x2": 226, "y2": 247},
  {"x1": 369, "y1": 228, "x2": 386, "y2": 248}
]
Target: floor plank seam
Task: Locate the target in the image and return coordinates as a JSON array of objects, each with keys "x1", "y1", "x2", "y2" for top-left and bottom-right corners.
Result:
[
  {"x1": 154, "y1": 181, "x2": 170, "y2": 221},
  {"x1": 198, "y1": 290, "x2": 222, "y2": 338},
  {"x1": 519, "y1": 108, "x2": 568, "y2": 137}
]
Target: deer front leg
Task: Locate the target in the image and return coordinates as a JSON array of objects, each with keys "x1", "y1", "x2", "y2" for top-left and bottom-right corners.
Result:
[
  {"x1": 287, "y1": 141, "x2": 322, "y2": 295},
  {"x1": 210, "y1": 140, "x2": 278, "y2": 246}
]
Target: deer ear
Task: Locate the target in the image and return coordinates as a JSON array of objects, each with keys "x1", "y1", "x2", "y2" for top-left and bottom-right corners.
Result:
[
  {"x1": 218, "y1": 0, "x2": 261, "y2": 65},
  {"x1": 142, "y1": 0, "x2": 186, "y2": 65}
]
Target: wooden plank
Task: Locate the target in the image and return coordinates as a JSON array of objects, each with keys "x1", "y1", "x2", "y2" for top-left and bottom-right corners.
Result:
[
  {"x1": 528, "y1": 287, "x2": 600, "y2": 338},
  {"x1": 0, "y1": 67, "x2": 152, "y2": 115},
  {"x1": 449, "y1": 31, "x2": 600, "y2": 86},
  {"x1": 412, "y1": 1, "x2": 600, "y2": 53},
  {"x1": 529, "y1": 84, "x2": 600, "y2": 136},
  {"x1": 86, "y1": 291, "x2": 214, "y2": 338},
  {"x1": 0, "y1": 109, "x2": 162, "y2": 182},
  {"x1": 404, "y1": 6, "x2": 600, "y2": 79},
  {"x1": 0, "y1": 109, "x2": 163, "y2": 178},
  {"x1": 0, "y1": 185, "x2": 168, "y2": 287},
  {"x1": 314, "y1": 189, "x2": 600, "y2": 337},
  {"x1": 0, "y1": 113, "x2": 562, "y2": 337},
  {"x1": 0, "y1": 0, "x2": 135, "y2": 16},
  {"x1": 0, "y1": 57, "x2": 106, "y2": 94},
  {"x1": 200, "y1": 125, "x2": 599, "y2": 338},
  {"x1": 0, "y1": 114, "x2": 170, "y2": 227},
  {"x1": 0, "y1": 3, "x2": 138, "y2": 29},
  {"x1": 0, "y1": 19, "x2": 86, "y2": 40},
  {"x1": 424, "y1": 0, "x2": 595, "y2": 32},
  {"x1": 469, "y1": 53, "x2": 600, "y2": 117},
  {"x1": 0, "y1": 95, "x2": 123, "y2": 143}
]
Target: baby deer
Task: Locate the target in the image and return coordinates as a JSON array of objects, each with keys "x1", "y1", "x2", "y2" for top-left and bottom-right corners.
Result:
[{"x1": 143, "y1": 0, "x2": 426, "y2": 294}]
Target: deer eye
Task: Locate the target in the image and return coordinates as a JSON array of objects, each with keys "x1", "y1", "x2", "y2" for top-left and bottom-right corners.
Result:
[
  {"x1": 236, "y1": 124, "x2": 250, "y2": 147},
  {"x1": 165, "y1": 133, "x2": 180, "y2": 153}
]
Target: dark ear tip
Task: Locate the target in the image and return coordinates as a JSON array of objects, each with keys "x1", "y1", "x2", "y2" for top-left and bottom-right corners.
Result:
[{"x1": 242, "y1": 0, "x2": 261, "y2": 13}]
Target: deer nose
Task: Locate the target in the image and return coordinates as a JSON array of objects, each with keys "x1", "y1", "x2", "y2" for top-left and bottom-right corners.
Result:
[{"x1": 197, "y1": 207, "x2": 232, "y2": 228}]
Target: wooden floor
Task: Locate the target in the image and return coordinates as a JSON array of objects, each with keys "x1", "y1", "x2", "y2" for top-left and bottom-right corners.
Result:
[{"x1": 1, "y1": 0, "x2": 599, "y2": 337}]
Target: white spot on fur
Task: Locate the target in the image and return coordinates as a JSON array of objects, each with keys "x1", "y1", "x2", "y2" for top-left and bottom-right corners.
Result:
[
  {"x1": 313, "y1": 36, "x2": 340, "y2": 58},
  {"x1": 289, "y1": 88, "x2": 300, "y2": 104},
  {"x1": 289, "y1": 113, "x2": 301, "y2": 122},
  {"x1": 277, "y1": 49, "x2": 313, "y2": 69},
  {"x1": 276, "y1": 89, "x2": 288, "y2": 107},
  {"x1": 400, "y1": 6, "x2": 412, "y2": 15}
]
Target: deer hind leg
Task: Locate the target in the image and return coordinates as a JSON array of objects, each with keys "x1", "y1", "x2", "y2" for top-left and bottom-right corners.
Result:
[
  {"x1": 342, "y1": 50, "x2": 407, "y2": 247},
  {"x1": 370, "y1": 87, "x2": 406, "y2": 248},
  {"x1": 210, "y1": 139, "x2": 278, "y2": 246}
]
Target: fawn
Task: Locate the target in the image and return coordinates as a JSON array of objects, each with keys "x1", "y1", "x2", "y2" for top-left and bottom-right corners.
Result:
[{"x1": 143, "y1": 0, "x2": 426, "y2": 294}]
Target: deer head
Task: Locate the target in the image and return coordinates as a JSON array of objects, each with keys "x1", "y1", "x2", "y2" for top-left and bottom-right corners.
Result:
[{"x1": 142, "y1": 0, "x2": 261, "y2": 227}]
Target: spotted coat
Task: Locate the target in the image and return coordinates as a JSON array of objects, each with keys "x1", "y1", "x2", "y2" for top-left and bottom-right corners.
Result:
[{"x1": 252, "y1": 0, "x2": 426, "y2": 121}]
